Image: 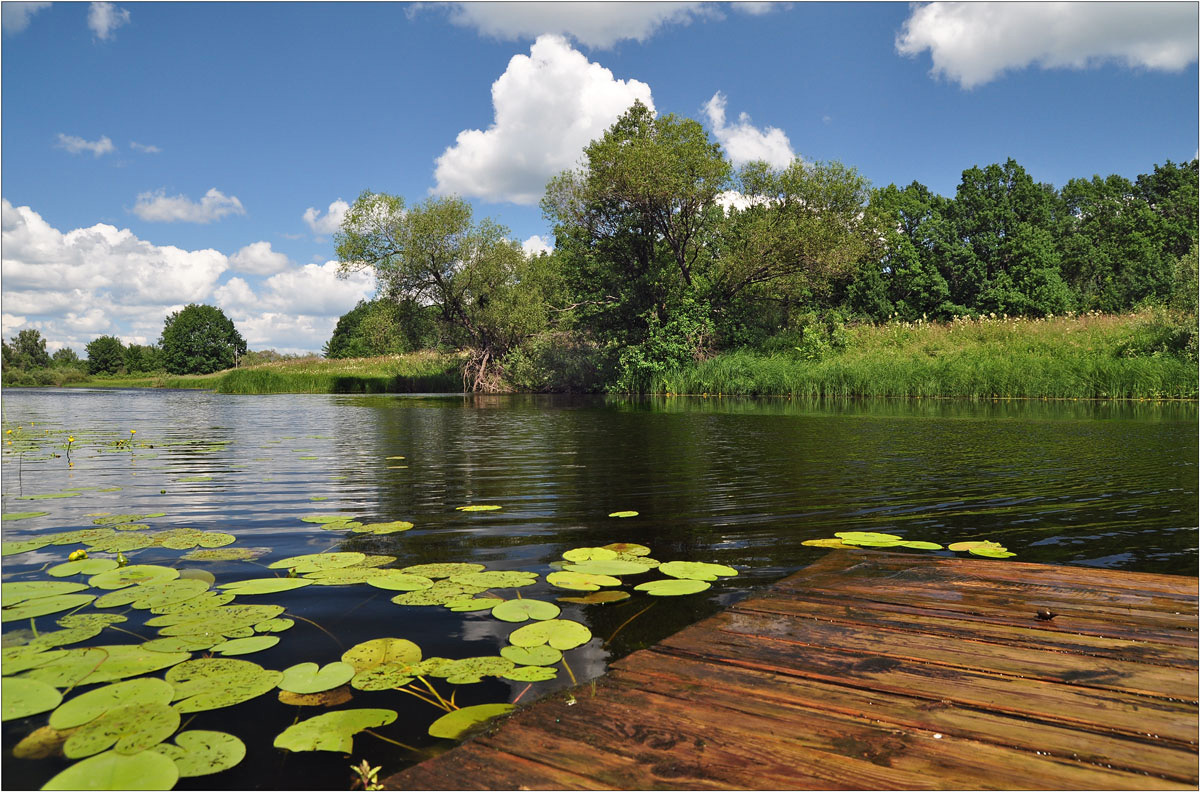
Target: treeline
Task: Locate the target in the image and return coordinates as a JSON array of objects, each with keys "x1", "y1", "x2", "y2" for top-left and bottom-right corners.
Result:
[{"x1": 328, "y1": 101, "x2": 1197, "y2": 392}]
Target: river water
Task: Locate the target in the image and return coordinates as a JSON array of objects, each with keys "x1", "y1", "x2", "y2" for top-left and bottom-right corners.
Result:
[{"x1": 2, "y1": 389, "x2": 1196, "y2": 789}]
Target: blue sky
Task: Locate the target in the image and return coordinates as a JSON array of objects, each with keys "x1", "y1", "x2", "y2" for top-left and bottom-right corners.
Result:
[{"x1": 3, "y1": 2, "x2": 1197, "y2": 355}]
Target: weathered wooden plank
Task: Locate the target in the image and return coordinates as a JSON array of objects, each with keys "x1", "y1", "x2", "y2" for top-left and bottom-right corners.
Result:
[
  {"x1": 613, "y1": 651, "x2": 1197, "y2": 784},
  {"x1": 392, "y1": 740, "x2": 612, "y2": 790}
]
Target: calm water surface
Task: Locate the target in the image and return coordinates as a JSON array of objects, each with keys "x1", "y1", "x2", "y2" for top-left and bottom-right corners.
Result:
[{"x1": 2, "y1": 389, "x2": 1196, "y2": 789}]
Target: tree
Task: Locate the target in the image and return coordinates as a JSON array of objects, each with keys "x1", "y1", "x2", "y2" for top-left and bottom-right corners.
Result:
[
  {"x1": 159, "y1": 304, "x2": 246, "y2": 375},
  {"x1": 2, "y1": 329, "x2": 52, "y2": 370},
  {"x1": 51, "y1": 347, "x2": 82, "y2": 368},
  {"x1": 124, "y1": 344, "x2": 164, "y2": 374},
  {"x1": 324, "y1": 298, "x2": 439, "y2": 359},
  {"x1": 336, "y1": 193, "x2": 553, "y2": 389},
  {"x1": 85, "y1": 336, "x2": 126, "y2": 375}
]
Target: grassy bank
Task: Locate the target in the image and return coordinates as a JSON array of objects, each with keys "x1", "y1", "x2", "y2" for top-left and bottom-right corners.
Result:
[{"x1": 651, "y1": 310, "x2": 1198, "y2": 400}]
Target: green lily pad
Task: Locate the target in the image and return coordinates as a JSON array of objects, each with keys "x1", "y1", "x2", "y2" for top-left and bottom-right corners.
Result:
[
  {"x1": 298, "y1": 514, "x2": 353, "y2": 524},
  {"x1": 492, "y1": 599, "x2": 560, "y2": 623},
  {"x1": 2, "y1": 676, "x2": 62, "y2": 721},
  {"x1": 398, "y1": 562, "x2": 485, "y2": 579},
  {"x1": 502, "y1": 665, "x2": 558, "y2": 682},
  {"x1": 63, "y1": 702, "x2": 179, "y2": 758},
  {"x1": 3, "y1": 581, "x2": 89, "y2": 606},
  {"x1": 562, "y1": 559, "x2": 652, "y2": 576},
  {"x1": 607, "y1": 511, "x2": 639, "y2": 518},
  {"x1": 898, "y1": 540, "x2": 945, "y2": 550},
  {"x1": 154, "y1": 528, "x2": 236, "y2": 550},
  {"x1": 166, "y1": 657, "x2": 283, "y2": 713},
  {"x1": 49, "y1": 528, "x2": 117, "y2": 546},
  {"x1": 455, "y1": 504, "x2": 501, "y2": 512},
  {"x1": 58, "y1": 613, "x2": 127, "y2": 629},
  {"x1": 2, "y1": 511, "x2": 50, "y2": 521},
  {"x1": 49, "y1": 558, "x2": 121, "y2": 578},
  {"x1": 835, "y1": 531, "x2": 904, "y2": 547},
  {"x1": 384, "y1": 455, "x2": 405, "y2": 460},
  {"x1": 182, "y1": 547, "x2": 268, "y2": 562},
  {"x1": 391, "y1": 581, "x2": 487, "y2": 606},
  {"x1": 112, "y1": 523, "x2": 150, "y2": 531},
  {"x1": 353, "y1": 520, "x2": 414, "y2": 535},
  {"x1": 149, "y1": 591, "x2": 235, "y2": 616},
  {"x1": 23, "y1": 645, "x2": 190, "y2": 688},
  {"x1": 156, "y1": 730, "x2": 246, "y2": 777},
  {"x1": 341, "y1": 638, "x2": 421, "y2": 672},
  {"x1": 267, "y1": 552, "x2": 365, "y2": 574},
  {"x1": 3, "y1": 593, "x2": 96, "y2": 622},
  {"x1": 87, "y1": 534, "x2": 156, "y2": 553},
  {"x1": 317, "y1": 520, "x2": 363, "y2": 532},
  {"x1": 154, "y1": 604, "x2": 286, "y2": 637},
  {"x1": 219, "y1": 578, "x2": 314, "y2": 595},
  {"x1": 428, "y1": 703, "x2": 513, "y2": 740},
  {"x1": 546, "y1": 571, "x2": 622, "y2": 591},
  {"x1": 499, "y1": 645, "x2": 562, "y2": 666},
  {"x1": 364, "y1": 572, "x2": 434, "y2": 592},
  {"x1": 449, "y1": 570, "x2": 539, "y2": 589},
  {"x1": 175, "y1": 476, "x2": 213, "y2": 482},
  {"x1": 562, "y1": 547, "x2": 618, "y2": 562},
  {"x1": 91, "y1": 513, "x2": 166, "y2": 525},
  {"x1": 3, "y1": 646, "x2": 68, "y2": 674},
  {"x1": 556, "y1": 590, "x2": 631, "y2": 605},
  {"x1": 601, "y1": 542, "x2": 651, "y2": 555},
  {"x1": 274, "y1": 709, "x2": 397, "y2": 753},
  {"x1": 658, "y1": 561, "x2": 738, "y2": 581},
  {"x1": 445, "y1": 598, "x2": 504, "y2": 612},
  {"x1": 1, "y1": 537, "x2": 53, "y2": 556},
  {"x1": 142, "y1": 636, "x2": 226, "y2": 654},
  {"x1": 89, "y1": 565, "x2": 179, "y2": 590},
  {"x1": 28, "y1": 624, "x2": 107, "y2": 650},
  {"x1": 300, "y1": 566, "x2": 388, "y2": 585},
  {"x1": 634, "y1": 579, "x2": 711, "y2": 596},
  {"x1": 279, "y1": 662, "x2": 355, "y2": 694},
  {"x1": 278, "y1": 686, "x2": 354, "y2": 706},
  {"x1": 253, "y1": 617, "x2": 294, "y2": 633},
  {"x1": 14, "y1": 491, "x2": 80, "y2": 500},
  {"x1": 42, "y1": 748, "x2": 179, "y2": 790},
  {"x1": 212, "y1": 636, "x2": 280, "y2": 656},
  {"x1": 969, "y1": 547, "x2": 1017, "y2": 558},
  {"x1": 446, "y1": 656, "x2": 514, "y2": 680},
  {"x1": 50, "y1": 678, "x2": 174, "y2": 730},
  {"x1": 508, "y1": 618, "x2": 592, "y2": 650},
  {"x1": 802, "y1": 538, "x2": 848, "y2": 548},
  {"x1": 350, "y1": 665, "x2": 417, "y2": 691},
  {"x1": 95, "y1": 579, "x2": 210, "y2": 610}
]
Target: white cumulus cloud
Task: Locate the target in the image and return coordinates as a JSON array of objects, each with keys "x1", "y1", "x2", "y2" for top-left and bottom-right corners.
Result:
[
  {"x1": 56, "y1": 134, "x2": 116, "y2": 157},
  {"x1": 896, "y1": 2, "x2": 1200, "y2": 89},
  {"x1": 132, "y1": 188, "x2": 245, "y2": 224},
  {"x1": 88, "y1": 1, "x2": 130, "y2": 40},
  {"x1": 433, "y1": 34, "x2": 654, "y2": 205},
  {"x1": 3, "y1": 2, "x2": 51, "y2": 35},
  {"x1": 445, "y1": 2, "x2": 715, "y2": 49},
  {"x1": 302, "y1": 199, "x2": 350, "y2": 235},
  {"x1": 522, "y1": 235, "x2": 553, "y2": 257},
  {"x1": 130, "y1": 141, "x2": 161, "y2": 154},
  {"x1": 230, "y1": 241, "x2": 292, "y2": 276},
  {"x1": 703, "y1": 91, "x2": 795, "y2": 170}
]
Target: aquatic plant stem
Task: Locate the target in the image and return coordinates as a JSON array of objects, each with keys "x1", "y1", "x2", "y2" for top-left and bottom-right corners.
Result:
[
  {"x1": 560, "y1": 656, "x2": 577, "y2": 686},
  {"x1": 395, "y1": 685, "x2": 450, "y2": 712},
  {"x1": 512, "y1": 683, "x2": 533, "y2": 704},
  {"x1": 362, "y1": 729, "x2": 420, "y2": 752},
  {"x1": 603, "y1": 603, "x2": 655, "y2": 648},
  {"x1": 286, "y1": 613, "x2": 346, "y2": 652},
  {"x1": 416, "y1": 675, "x2": 455, "y2": 711}
]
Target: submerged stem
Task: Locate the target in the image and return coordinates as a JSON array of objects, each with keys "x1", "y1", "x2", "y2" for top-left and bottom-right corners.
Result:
[
  {"x1": 560, "y1": 655, "x2": 577, "y2": 686},
  {"x1": 603, "y1": 603, "x2": 655, "y2": 648},
  {"x1": 286, "y1": 613, "x2": 345, "y2": 652},
  {"x1": 362, "y1": 729, "x2": 420, "y2": 753}
]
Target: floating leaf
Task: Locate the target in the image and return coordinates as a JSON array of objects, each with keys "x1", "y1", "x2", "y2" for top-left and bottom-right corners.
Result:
[
  {"x1": 601, "y1": 542, "x2": 651, "y2": 556},
  {"x1": 428, "y1": 703, "x2": 513, "y2": 740},
  {"x1": 499, "y1": 645, "x2": 562, "y2": 666},
  {"x1": 156, "y1": 730, "x2": 246, "y2": 777},
  {"x1": 455, "y1": 505, "x2": 501, "y2": 512},
  {"x1": 2, "y1": 676, "x2": 62, "y2": 721},
  {"x1": 898, "y1": 540, "x2": 944, "y2": 550},
  {"x1": 318, "y1": 520, "x2": 362, "y2": 532},
  {"x1": 502, "y1": 666, "x2": 557, "y2": 682},
  {"x1": 142, "y1": 636, "x2": 226, "y2": 654},
  {"x1": 607, "y1": 511, "x2": 639, "y2": 518},
  {"x1": 341, "y1": 638, "x2": 421, "y2": 672},
  {"x1": 444, "y1": 598, "x2": 503, "y2": 612},
  {"x1": 562, "y1": 559, "x2": 651, "y2": 576},
  {"x1": 95, "y1": 579, "x2": 210, "y2": 610},
  {"x1": 267, "y1": 552, "x2": 365, "y2": 574},
  {"x1": 13, "y1": 725, "x2": 69, "y2": 759},
  {"x1": 154, "y1": 604, "x2": 285, "y2": 637},
  {"x1": 302, "y1": 566, "x2": 391, "y2": 586},
  {"x1": 92, "y1": 513, "x2": 166, "y2": 525},
  {"x1": 3, "y1": 646, "x2": 67, "y2": 674},
  {"x1": 634, "y1": 579, "x2": 711, "y2": 596},
  {"x1": 658, "y1": 561, "x2": 738, "y2": 581},
  {"x1": 2, "y1": 511, "x2": 49, "y2": 521},
  {"x1": 87, "y1": 534, "x2": 156, "y2": 553},
  {"x1": 14, "y1": 491, "x2": 80, "y2": 500},
  {"x1": 167, "y1": 657, "x2": 283, "y2": 713},
  {"x1": 350, "y1": 665, "x2": 417, "y2": 691},
  {"x1": 398, "y1": 562, "x2": 484, "y2": 579},
  {"x1": 28, "y1": 624, "x2": 107, "y2": 650},
  {"x1": 3, "y1": 581, "x2": 89, "y2": 606},
  {"x1": 279, "y1": 662, "x2": 355, "y2": 694},
  {"x1": 446, "y1": 656, "x2": 514, "y2": 681},
  {"x1": 562, "y1": 547, "x2": 618, "y2": 562},
  {"x1": 1, "y1": 537, "x2": 52, "y2": 556},
  {"x1": 802, "y1": 538, "x2": 849, "y2": 548},
  {"x1": 835, "y1": 531, "x2": 904, "y2": 547},
  {"x1": 364, "y1": 572, "x2": 434, "y2": 592},
  {"x1": 89, "y1": 565, "x2": 179, "y2": 590},
  {"x1": 273, "y1": 709, "x2": 397, "y2": 753},
  {"x1": 352, "y1": 520, "x2": 413, "y2": 535},
  {"x1": 970, "y1": 547, "x2": 1017, "y2": 558},
  {"x1": 212, "y1": 636, "x2": 280, "y2": 656},
  {"x1": 253, "y1": 617, "x2": 294, "y2": 633},
  {"x1": 2, "y1": 593, "x2": 96, "y2": 622},
  {"x1": 51, "y1": 678, "x2": 174, "y2": 730},
  {"x1": 298, "y1": 514, "x2": 354, "y2": 524},
  {"x1": 42, "y1": 748, "x2": 179, "y2": 790},
  {"x1": 508, "y1": 618, "x2": 592, "y2": 651},
  {"x1": 546, "y1": 571, "x2": 622, "y2": 591},
  {"x1": 63, "y1": 702, "x2": 180, "y2": 758},
  {"x1": 49, "y1": 528, "x2": 117, "y2": 546},
  {"x1": 149, "y1": 591, "x2": 234, "y2": 616},
  {"x1": 21, "y1": 646, "x2": 190, "y2": 688},
  {"x1": 219, "y1": 578, "x2": 314, "y2": 595},
  {"x1": 449, "y1": 570, "x2": 538, "y2": 589},
  {"x1": 58, "y1": 613, "x2": 126, "y2": 629},
  {"x1": 391, "y1": 581, "x2": 487, "y2": 606},
  {"x1": 278, "y1": 688, "x2": 353, "y2": 707},
  {"x1": 155, "y1": 528, "x2": 235, "y2": 550},
  {"x1": 175, "y1": 476, "x2": 212, "y2": 482},
  {"x1": 557, "y1": 590, "x2": 631, "y2": 605},
  {"x1": 49, "y1": 558, "x2": 120, "y2": 578},
  {"x1": 384, "y1": 455, "x2": 405, "y2": 460},
  {"x1": 492, "y1": 599, "x2": 560, "y2": 623},
  {"x1": 182, "y1": 547, "x2": 268, "y2": 562}
]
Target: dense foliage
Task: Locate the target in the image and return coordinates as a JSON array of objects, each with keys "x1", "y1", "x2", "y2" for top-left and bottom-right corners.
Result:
[
  {"x1": 159, "y1": 304, "x2": 247, "y2": 375},
  {"x1": 85, "y1": 336, "x2": 126, "y2": 375}
]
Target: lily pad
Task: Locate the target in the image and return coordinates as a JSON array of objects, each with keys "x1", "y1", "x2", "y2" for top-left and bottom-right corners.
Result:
[
  {"x1": 341, "y1": 638, "x2": 422, "y2": 672},
  {"x1": 155, "y1": 528, "x2": 236, "y2": 550},
  {"x1": 499, "y1": 645, "x2": 562, "y2": 666},
  {"x1": 364, "y1": 572, "x2": 434, "y2": 592},
  {"x1": 835, "y1": 531, "x2": 904, "y2": 547},
  {"x1": 492, "y1": 599, "x2": 560, "y2": 623},
  {"x1": 13, "y1": 725, "x2": 70, "y2": 759},
  {"x1": 446, "y1": 656, "x2": 514, "y2": 681},
  {"x1": 2, "y1": 676, "x2": 62, "y2": 721},
  {"x1": 278, "y1": 687, "x2": 354, "y2": 707},
  {"x1": 28, "y1": 624, "x2": 108, "y2": 650},
  {"x1": 557, "y1": 590, "x2": 631, "y2": 605},
  {"x1": 49, "y1": 528, "x2": 118, "y2": 546},
  {"x1": 278, "y1": 662, "x2": 356, "y2": 694},
  {"x1": 546, "y1": 571, "x2": 622, "y2": 591},
  {"x1": 607, "y1": 511, "x2": 639, "y2": 518},
  {"x1": 455, "y1": 504, "x2": 501, "y2": 512},
  {"x1": 801, "y1": 538, "x2": 849, "y2": 548},
  {"x1": 658, "y1": 561, "x2": 738, "y2": 581},
  {"x1": 449, "y1": 570, "x2": 539, "y2": 589},
  {"x1": 21, "y1": 646, "x2": 191, "y2": 688},
  {"x1": 2, "y1": 646, "x2": 68, "y2": 674},
  {"x1": 156, "y1": 730, "x2": 246, "y2": 777},
  {"x1": 2, "y1": 511, "x2": 50, "y2": 521},
  {"x1": 167, "y1": 657, "x2": 283, "y2": 713},
  {"x1": 219, "y1": 578, "x2": 314, "y2": 595},
  {"x1": 507, "y1": 618, "x2": 592, "y2": 651},
  {"x1": 154, "y1": 604, "x2": 286, "y2": 637},
  {"x1": 274, "y1": 709, "x2": 397, "y2": 753},
  {"x1": 634, "y1": 579, "x2": 711, "y2": 596},
  {"x1": 502, "y1": 665, "x2": 558, "y2": 682},
  {"x1": 182, "y1": 547, "x2": 268, "y2": 562},
  {"x1": 14, "y1": 491, "x2": 80, "y2": 500},
  {"x1": 444, "y1": 598, "x2": 504, "y2": 612},
  {"x1": 301, "y1": 566, "x2": 392, "y2": 585},
  {"x1": 142, "y1": 636, "x2": 227, "y2": 654},
  {"x1": 87, "y1": 533, "x2": 157, "y2": 553},
  {"x1": 63, "y1": 702, "x2": 180, "y2": 758},
  {"x1": 253, "y1": 617, "x2": 294, "y2": 633},
  {"x1": 89, "y1": 565, "x2": 179, "y2": 590},
  {"x1": 95, "y1": 579, "x2": 210, "y2": 610},
  {"x1": 1, "y1": 537, "x2": 53, "y2": 555},
  {"x1": 212, "y1": 636, "x2": 280, "y2": 656},
  {"x1": 398, "y1": 562, "x2": 485, "y2": 579},
  {"x1": 352, "y1": 520, "x2": 414, "y2": 535},
  {"x1": 50, "y1": 678, "x2": 174, "y2": 730},
  {"x1": 42, "y1": 748, "x2": 179, "y2": 790},
  {"x1": 349, "y1": 665, "x2": 417, "y2": 691},
  {"x1": 898, "y1": 540, "x2": 945, "y2": 550},
  {"x1": 49, "y1": 558, "x2": 121, "y2": 578},
  {"x1": 391, "y1": 581, "x2": 487, "y2": 606},
  {"x1": 428, "y1": 703, "x2": 513, "y2": 740},
  {"x1": 299, "y1": 514, "x2": 354, "y2": 524},
  {"x1": 3, "y1": 581, "x2": 89, "y2": 605},
  {"x1": 602, "y1": 542, "x2": 651, "y2": 556},
  {"x1": 58, "y1": 613, "x2": 127, "y2": 629},
  {"x1": 562, "y1": 559, "x2": 652, "y2": 576},
  {"x1": 562, "y1": 547, "x2": 618, "y2": 562},
  {"x1": 969, "y1": 547, "x2": 1017, "y2": 558},
  {"x1": 2, "y1": 593, "x2": 96, "y2": 622},
  {"x1": 149, "y1": 591, "x2": 235, "y2": 616},
  {"x1": 91, "y1": 513, "x2": 166, "y2": 525},
  {"x1": 175, "y1": 476, "x2": 213, "y2": 482},
  {"x1": 267, "y1": 551, "x2": 365, "y2": 574}
]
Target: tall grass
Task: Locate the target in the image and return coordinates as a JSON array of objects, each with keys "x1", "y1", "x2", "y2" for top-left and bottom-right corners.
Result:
[
  {"x1": 214, "y1": 352, "x2": 462, "y2": 394},
  {"x1": 652, "y1": 310, "x2": 1198, "y2": 400}
]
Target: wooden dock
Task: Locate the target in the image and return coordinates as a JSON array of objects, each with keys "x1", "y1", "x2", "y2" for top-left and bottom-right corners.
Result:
[{"x1": 386, "y1": 550, "x2": 1199, "y2": 790}]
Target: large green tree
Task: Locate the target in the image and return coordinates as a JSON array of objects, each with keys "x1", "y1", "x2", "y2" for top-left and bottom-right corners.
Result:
[
  {"x1": 2, "y1": 329, "x2": 52, "y2": 370},
  {"x1": 159, "y1": 304, "x2": 246, "y2": 375},
  {"x1": 85, "y1": 335, "x2": 126, "y2": 375}
]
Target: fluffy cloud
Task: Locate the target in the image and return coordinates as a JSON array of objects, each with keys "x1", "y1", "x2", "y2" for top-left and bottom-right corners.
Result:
[
  {"x1": 132, "y1": 188, "x2": 245, "y2": 224},
  {"x1": 88, "y1": 1, "x2": 130, "y2": 40},
  {"x1": 433, "y1": 34, "x2": 653, "y2": 205},
  {"x1": 445, "y1": 2, "x2": 714, "y2": 49},
  {"x1": 2, "y1": 2, "x2": 51, "y2": 35},
  {"x1": 229, "y1": 241, "x2": 292, "y2": 276},
  {"x1": 56, "y1": 134, "x2": 116, "y2": 157},
  {"x1": 130, "y1": 141, "x2": 161, "y2": 154},
  {"x1": 703, "y1": 92, "x2": 795, "y2": 170},
  {"x1": 522, "y1": 235, "x2": 553, "y2": 257},
  {"x1": 302, "y1": 199, "x2": 350, "y2": 235},
  {"x1": 896, "y1": 2, "x2": 1200, "y2": 89}
]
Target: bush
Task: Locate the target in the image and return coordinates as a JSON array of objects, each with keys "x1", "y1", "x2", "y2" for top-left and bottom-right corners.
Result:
[
  {"x1": 502, "y1": 333, "x2": 610, "y2": 392},
  {"x1": 85, "y1": 336, "x2": 126, "y2": 375}
]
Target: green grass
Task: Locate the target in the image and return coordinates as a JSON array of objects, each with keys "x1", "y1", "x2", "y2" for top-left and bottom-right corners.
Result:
[{"x1": 651, "y1": 310, "x2": 1199, "y2": 400}]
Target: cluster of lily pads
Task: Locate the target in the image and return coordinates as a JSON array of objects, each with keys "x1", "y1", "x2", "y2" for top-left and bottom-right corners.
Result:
[{"x1": 802, "y1": 531, "x2": 1016, "y2": 558}]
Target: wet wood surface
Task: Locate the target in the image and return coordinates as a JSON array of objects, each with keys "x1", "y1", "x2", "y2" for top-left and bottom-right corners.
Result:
[{"x1": 385, "y1": 550, "x2": 1198, "y2": 790}]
